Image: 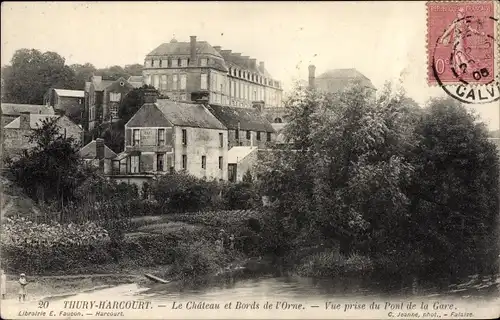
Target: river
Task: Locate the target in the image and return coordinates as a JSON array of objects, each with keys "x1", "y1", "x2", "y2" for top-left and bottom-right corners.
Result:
[{"x1": 2, "y1": 271, "x2": 499, "y2": 319}]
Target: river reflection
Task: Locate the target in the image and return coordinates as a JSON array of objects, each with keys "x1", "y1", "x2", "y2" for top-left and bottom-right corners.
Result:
[{"x1": 140, "y1": 272, "x2": 500, "y2": 301}]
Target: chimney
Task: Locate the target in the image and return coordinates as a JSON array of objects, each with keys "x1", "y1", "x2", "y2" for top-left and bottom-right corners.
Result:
[
  {"x1": 259, "y1": 62, "x2": 265, "y2": 73},
  {"x1": 249, "y1": 58, "x2": 257, "y2": 70},
  {"x1": 190, "y1": 36, "x2": 197, "y2": 66},
  {"x1": 308, "y1": 65, "x2": 316, "y2": 89},
  {"x1": 143, "y1": 88, "x2": 158, "y2": 104},
  {"x1": 96, "y1": 138, "x2": 105, "y2": 160},
  {"x1": 221, "y1": 49, "x2": 232, "y2": 56},
  {"x1": 241, "y1": 56, "x2": 250, "y2": 68},
  {"x1": 213, "y1": 46, "x2": 221, "y2": 52},
  {"x1": 96, "y1": 138, "x2": 105, "y2": 172},
  {"x1": 20, "y1": 112, "x2": 30, "y2": 130}
]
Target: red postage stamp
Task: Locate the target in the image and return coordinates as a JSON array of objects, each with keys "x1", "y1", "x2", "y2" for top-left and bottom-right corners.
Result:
[{"x1": 427, "y1": 1, "x2": 496, "y2": 86}]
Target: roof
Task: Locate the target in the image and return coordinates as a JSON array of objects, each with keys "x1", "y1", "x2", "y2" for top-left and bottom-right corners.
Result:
[
  {"x1": 128, "y1": 76, "x2": 143, "y2": 83},
  {"x1": 147, "y1": 40, "x2": 223, "y2": 58},
  {"x1": 53, "y1": 89, "x2": 84, "y2": 98},
  {"x1": 155, "y1": 100, "x2": 226, "y2": 130},
  {"x1": 271, "y1": 123, "x2": 286, "y2": 133},
  {"x1": 114, "y1": 151, "x2": 129, "y2": 161},
  {"x1": 228, "y1": 146, "x2": 257, "y2": 164},
  {"x1": 207, "y1": 105, "x2": 275, "y2": 133},
  {"x1": 1, "y1": 103, "x2": 55, "y2": 116},
  {"x1": 92, "y1": 78, "x2": 114, "y2": 91},
  {"x1": 79, "y1": 140, "x2": 117, "y2": 160},
  {"x1": 4, "y1": 114, "x2": 59, "y2": 129},
  {"x1": 316, "y1": 68, "x2": 376, "y2": 91}
]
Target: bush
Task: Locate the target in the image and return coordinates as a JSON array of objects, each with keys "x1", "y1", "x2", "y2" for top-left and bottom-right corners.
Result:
[
  {"x1": 170, "y1": 241, "x2": 226, "y2": 278},
  {"x1": 296, "y1": 251, "x2": 373, "y2": 277},
  {"x1": 151, "y1": 172, "x2": 220, "y2": 213},
  {"x1": 221, "y1": 182, "x2": 260, "y2": 210}
]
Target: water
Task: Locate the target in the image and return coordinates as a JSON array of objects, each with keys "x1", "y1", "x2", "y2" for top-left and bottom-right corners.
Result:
[{"x1": 2, "y1": 272, "x2": 499, "y2": 319}]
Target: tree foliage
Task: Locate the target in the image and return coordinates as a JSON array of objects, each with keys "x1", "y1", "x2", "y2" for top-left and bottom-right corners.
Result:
[
  {"x1": 256, "y1": 83, "x2": 499, "y2": 274},
  {"x1": 9, "y1": 117, "x2": 86, "y2": 206}
]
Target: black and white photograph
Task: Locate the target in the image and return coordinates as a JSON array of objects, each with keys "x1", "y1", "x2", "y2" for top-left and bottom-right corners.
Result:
[{"x1": 0, "y1": 1, "x2": 499, "y2": 319}]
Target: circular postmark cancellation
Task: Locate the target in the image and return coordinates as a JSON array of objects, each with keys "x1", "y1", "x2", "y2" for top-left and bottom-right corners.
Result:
[{"x1": 427, "y1": 1, "x2": 499, "y2": 104}]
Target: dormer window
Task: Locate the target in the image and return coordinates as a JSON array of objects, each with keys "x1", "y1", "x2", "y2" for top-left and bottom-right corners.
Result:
[
  {"x1": 172, "y1": 59, "x2": 178, "y2": 67},
  {"x1": 238, "y1": 70, "x2": 242, "y2": 78},
  {"x1": 200, "y1": 58, "x2": 208, "y2": 67},
  {"x1": 178, "y1": 58, "x2": 182, "y2": 66}
]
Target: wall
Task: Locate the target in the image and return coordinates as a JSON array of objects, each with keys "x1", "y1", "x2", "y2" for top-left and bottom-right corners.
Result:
[
  {"x1": 2, "y1": 117, "x2": 83, "y2": 161},
  {"x1": 144, "y1": 67, "x2": 204, "y2": 102},
  {"x1": 234, "y1": 148, "x2": 258, "y2": 182},
  {"x1": 56, "y1": 96, "x2": 84, "y2": 124},
  {"x1": 172, "y1": 126, "x2": 228, "y2": 180},
  {"x1": 227, "y1": 129, "x2": 274, "y2": 149}
]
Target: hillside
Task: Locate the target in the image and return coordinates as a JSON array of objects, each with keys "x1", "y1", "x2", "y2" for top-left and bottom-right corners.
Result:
[{"x1": 0, "y1": 174, "x2": 44, "y2": 219}]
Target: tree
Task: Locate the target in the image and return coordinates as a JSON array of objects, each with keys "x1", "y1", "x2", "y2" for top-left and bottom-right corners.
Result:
[
  {"x1": 118, "y1": 85, "x2": 160, "y2": 124},
  {"x1": 70, "y1": 63, "x2": 97, "y2": 89},
  {"x1": 9, "y1": 117, "x2": 86, "y2": 208},
  {"x1": 2, "y1": 49, "x2": 77, "y2": 104},
  {"x1": 124, "y1": 64, "x2": 144, "y2": 76},
  {"x1": 242, "y1": 170, "x2": 253, "y2": 183},
  {"x1": 407, "y1": 97, "x2": 499, "y2": 273}
]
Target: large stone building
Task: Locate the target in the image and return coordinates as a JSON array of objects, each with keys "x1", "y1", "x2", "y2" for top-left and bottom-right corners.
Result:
[
  {"x1": 43, "y1": 88, "x2": 85, "y2": 123},
  {"x1": 142, "y1": 36, "x2": 283, "y2": 110},
  {"x1": 85, "y1": 76, "x2": 142, "y2": 131},
  {"x1": 309, "y1": 65, "x2": 376, "y2": 96},
  {"x1": 119, "y1": 90, "x2": 228, "y2": 180},
  {"x1": 2, "y1": 113, "x2": 83, "y2": 161}
]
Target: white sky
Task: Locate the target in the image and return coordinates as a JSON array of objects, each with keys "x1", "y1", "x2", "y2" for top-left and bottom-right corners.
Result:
[{"x1": 1, "y1": 1, "x2": 499, "y2": 130}]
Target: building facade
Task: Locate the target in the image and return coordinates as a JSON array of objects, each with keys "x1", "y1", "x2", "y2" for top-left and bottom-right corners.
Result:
[
  {"x1": 79, "y1": 138, "x2": 117, "y2": 174},
  {"x1": 85, "y1": 76, "x2": 136, "y2": 131},
  {"x1": 121, "y1": 91, "x2": 228, "y2": 180},
  {"x1": 206, "y1": 104, "x2": 276, "y2": 149},
  {"x1": 3, "y1": 113, "x2": 83, "y2": 161},
  {"x1": 43, "y1": 88, "x2": 85, "y2": 124},
  {"x1": 142, "y1": 36, "x2": 283, "y2": 110}
]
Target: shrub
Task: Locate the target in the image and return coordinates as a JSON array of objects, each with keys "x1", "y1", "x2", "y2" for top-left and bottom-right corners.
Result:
[
  {"x1": 221, "y1": 182, "x2": 260, "y2": 210},
  {"x1": 295, "y1": 250, "x2": 373, "y2": 277},
  {"x1": 170, "y1": 241, "x2": 226, "y2": 278}
]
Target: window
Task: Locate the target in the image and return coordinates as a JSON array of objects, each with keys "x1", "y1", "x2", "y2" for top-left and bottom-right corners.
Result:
[
  {"x1": 178, "y1": 58, "x2": 181, "y2": 66},
  {"x1": 235, "y1": 129, "x2": 239, "y2": 140},
  {"x1": 219, "y1": 133, "x2": 223, "y2": 148},
  {"x1": 171, "y1": 59, "x2": 178, "y2": 67},
  {"x1": 157, "y1": 154, "x2": 164, "y2": 171},
  {"x1": 145, "y1": 60, "x2": 152, "y2": 68},
  {"x1": 133, "y1": 129, "x2": 140, "y2": 146},
  {"x1": 218, "y1": 156, "x2": 223, "y2": 170},
  {"x1": 109, "y1": 105, "x2": 118, "y2": 118},
  {"x1": 109, "y1": 92, "x2": 121, "y2": 102},
  {"x1": 158, "y1": 129, "x2": 165, "y2": 145},
  {"x1": 153, "y1": 60, "x2": 160, "y2": 68},
  {"x1": 182, "y1": 129, "x2": 187, "y2": 145},
  {"x1": 160, "y1": 75, "x2": 167, "y2": 90},
  {"x1": 200, "y1": 74, "x2": 208, "y2": 90},
  {"x1": 181, "y1": 59, "x2": 188, "y2": 67},
  {"x1": 153, "y1": 75, "x2": 160, "y2": 89},
  {"x1": 200, "y1": 58, "x2": 208, "y2": 67},
  {"x1": 267, "y1": 132, "x2": 271, "y2": 142},
  {"x1": 172, "y1": 74, "x2": 178, "y2": 90},
  {"x1": 246, "y1": 130, "x2": 251, "y2": 140},
  {"x1": 130, "y1": 156, "x2": 140, "y2": 173},
  {"x1": 161, "y1": 59, "x2": 168, "y2": 67},
  {"x1": 180, "y1": 74, "x2": 187, "y2": 90},
  {"x1": 257, "y1": 131, "x2": 261, "y2": 141},
  {"x1": 182, "y1": 155, "x2": 187, "y2": 169},
  {"x1": 201, "y1": 156, "x2": 206, "y2": 169}
]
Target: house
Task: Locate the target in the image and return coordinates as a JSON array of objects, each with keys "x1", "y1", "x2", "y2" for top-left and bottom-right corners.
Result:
[
  {"x1": 85, "y1": 75, "x2": 136, "y2": 131},
  {"x1": 143, "y1": 35, "x2": 283, "y2": 109},
  {"x1": 120, "y1": 89, "x2": 228, "y2": 180},
  {"x1": 205, "y1": 103, "x2": 276, "y2": 149},
  {"x1": 43, "y1": 88, "x2": 85, "y2": 124},
  {"x1": 2, "y1": 113, "x2": 83, "y2": 161},
  {"x1": 309, "y1": 65, "x2": 376, "y2": 95},
  {"x1": 1, "y1": 103, "x2": 55, "y2": 128},
  {"x1": 79, "y1": 138, "x2": 117, "y2": 174}
]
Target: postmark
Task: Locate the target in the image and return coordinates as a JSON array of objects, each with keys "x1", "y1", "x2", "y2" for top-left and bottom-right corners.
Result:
[{"x1": 427, "y1": 1, "x2": 500, "y2": 104}]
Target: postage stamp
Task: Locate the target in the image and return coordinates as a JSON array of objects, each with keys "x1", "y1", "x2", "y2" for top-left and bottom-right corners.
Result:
[{"x1": 427, "y1": 1, "x2": 496, "y2": 87}]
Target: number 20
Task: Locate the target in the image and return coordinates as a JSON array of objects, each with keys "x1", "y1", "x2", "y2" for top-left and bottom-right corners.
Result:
[{"x1": 38, "y1": 300, "x2": 49, "y2": 308}]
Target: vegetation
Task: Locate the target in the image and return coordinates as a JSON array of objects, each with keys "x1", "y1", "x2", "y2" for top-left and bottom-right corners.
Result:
[
  {"x1": 1, "y1": 48, "x2": 143, "y2": 105},
  {"x1": 255, "y1": 82, "x2": 499, "y2": 276}
]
